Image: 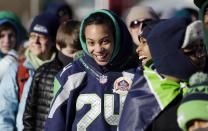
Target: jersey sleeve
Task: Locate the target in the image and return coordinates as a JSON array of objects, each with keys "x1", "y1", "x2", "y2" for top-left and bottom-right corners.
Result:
[
  {"x1": 118, "y1": 68, "x2": 161, "y2": 131},
  {"x1": 53, "y1": 77, "x2": 61, "y2": 96},
  {"x1": 45, "y1": 66, "x2": 86, "y2": 131}
]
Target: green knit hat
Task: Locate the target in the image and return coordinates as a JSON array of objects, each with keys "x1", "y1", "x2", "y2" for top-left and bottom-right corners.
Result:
[{"x1": 177, "y1": 72, "x2": 208, "y2": 131}]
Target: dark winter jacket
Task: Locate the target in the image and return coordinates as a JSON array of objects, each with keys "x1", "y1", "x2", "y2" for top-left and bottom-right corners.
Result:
[
  {"x1": 119, "y1": 17, "x2": 197, "y2": 131},
  {"x1": 145, "y1": 94, "x2": 182, "y2": 131},
  {"x1": 23, "y1": 52, "x2": 73, "y2": 131},
  {"x1": 119, "y1": 63, "x2": 181, "y2": 131}
]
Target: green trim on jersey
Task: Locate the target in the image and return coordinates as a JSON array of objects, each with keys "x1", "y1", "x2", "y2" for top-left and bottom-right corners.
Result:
[{"x1": 53, "y1": 78, "x2": 61, "y2": 96}]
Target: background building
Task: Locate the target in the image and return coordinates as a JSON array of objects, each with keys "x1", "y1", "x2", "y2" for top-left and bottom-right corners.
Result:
[{"x1": 0, "y1": 0, "x2": 198, "y2": 30}]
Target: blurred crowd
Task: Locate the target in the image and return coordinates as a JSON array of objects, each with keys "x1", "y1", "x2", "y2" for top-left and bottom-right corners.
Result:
[{"x1": 0, "y1": 0, "x2": 207, "y2": 131}]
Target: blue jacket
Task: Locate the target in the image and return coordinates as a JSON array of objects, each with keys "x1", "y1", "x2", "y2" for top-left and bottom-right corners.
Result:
[
  {"x1": 16, "y1": 60, "x2": 35, "y2": 131},
  {"x1": 0, "y1": 49, "x2": 19, "y2": 82},
  {"x1": 0, "y1": 59, "x2": 35, "y2": 131},
  {"x1": 45, "y1": 9, "x2": 139, "y2": 131}
]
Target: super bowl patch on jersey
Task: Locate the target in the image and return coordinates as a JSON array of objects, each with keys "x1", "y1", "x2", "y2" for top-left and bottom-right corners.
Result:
[{"x1": 113, "y1": 77, "x2": 132, "y2": 95}]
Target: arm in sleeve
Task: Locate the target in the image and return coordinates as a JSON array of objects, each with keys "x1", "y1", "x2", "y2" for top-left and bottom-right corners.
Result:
[
  {"x1": 23, "y1": 72, "x2": 39, "y2": 131},
  {"x1": 45, "y1": 65, "x2": 85, "y2": 131},
  {"x1": 45, "y1": 83, "x2": 69, "y2": 131},
  {"x1": 0, "y1": 64, "x2": 18, "y2": 131},
  {"x1": 118, "y1": 69, "x2": 161, "y2": 131},
  {"x1": 45, "y1": 79, "x2": 79, "y2": 131}
]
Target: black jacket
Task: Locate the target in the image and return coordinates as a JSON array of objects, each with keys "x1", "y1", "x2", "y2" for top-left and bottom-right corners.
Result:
[
  {"x1": 23, "y1": 52, "x2": 73, "y2": 131},
  {"x1": 145, "y1": 94, "x2": 182, "y2": 131}
]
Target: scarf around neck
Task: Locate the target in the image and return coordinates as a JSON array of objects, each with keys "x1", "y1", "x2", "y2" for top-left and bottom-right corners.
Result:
[{"x1": 25, "y1": 48, "x2": 56, "y2": 69}]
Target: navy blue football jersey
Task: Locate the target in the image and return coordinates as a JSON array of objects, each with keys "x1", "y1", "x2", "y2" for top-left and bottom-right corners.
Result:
[{"x1": 45, "y1": 57, "x2": 136, "y2": 131}]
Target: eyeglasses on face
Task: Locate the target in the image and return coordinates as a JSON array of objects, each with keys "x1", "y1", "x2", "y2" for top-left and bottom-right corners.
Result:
[
  {"x1": 130, "y1": 19, "x2": 153, "y2": 29},
  {"x1": 29, "y1": 33, "x2": 48, "y2": 42}
]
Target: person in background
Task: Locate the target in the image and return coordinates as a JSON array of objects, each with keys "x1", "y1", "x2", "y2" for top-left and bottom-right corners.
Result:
[
  {"x1": 177, "y1": 72, "x2": 208, "y2": 131},
  {"x1": 194, "y1": 0, "x2": 208, "y2": 53},
  {"x1": 136, "y1": 20, "x2": 158, "y2": 66},
  {"x1": 124, "y1": 5, "x2": 159, "y2": 46},
  {"x1": 119, "y1": 18, "x2": 207, "y2": 131},
  {"x1": 161, "y1": 7, "x2": 198, "y2": 21},
  {"x1": 0, "y1": 12, "x2": 59, "y2": 131},
  {"x1": 174, "y1": 7, "x2": 199, "y2": 21},
  {"x1": 0, "y1": 11, "x2": 27, "y2": 81},
  {"x1": 45, "y1": 9, "x2": 139, "y2": 131},
  {"x1": 23, "y1": 20, "x2": 82, "y2": 131},
  {"x1": 145, "y1": 19, "x2": 207, "y2": 131},
  {"x1": 124, "y1": 5, "x2": 159, "y2": 65},
  {"x1": 45, "y1": 1, "x2": 73, "y2": 24}
]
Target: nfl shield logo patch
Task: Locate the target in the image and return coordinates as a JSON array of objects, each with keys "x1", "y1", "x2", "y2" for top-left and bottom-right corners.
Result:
[{"x1": 99, "y1": 75, "x2": 108, "y2": 84}]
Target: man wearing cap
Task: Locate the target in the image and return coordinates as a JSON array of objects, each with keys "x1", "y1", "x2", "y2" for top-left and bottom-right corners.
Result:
[
  {"x1": 0, "y1": 12, "x2": 59, "y2": 131},
  {"x1": 0, "y1": 11, "x2": 27, "y2": 82}
]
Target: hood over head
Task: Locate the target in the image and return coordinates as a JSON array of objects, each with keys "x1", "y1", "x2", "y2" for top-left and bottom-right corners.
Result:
[
  {"x1": 181, "y1": 20, "x2": 203, "y2": 48},
  {"x1": 146, "y1": 17, "x2": 197, "y2": 81},
  {"x1": 80, "y1": 9, "x2": 135, "y2": 69},
  {"x1": 139, "y1": 20, "x2": 160, "y2": 39},
  {"x1": 0, "y1": 11, "x2": 27, "y2": 45}
]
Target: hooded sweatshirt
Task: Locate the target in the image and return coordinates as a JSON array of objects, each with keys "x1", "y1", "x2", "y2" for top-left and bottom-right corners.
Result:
[
  {"x1": 45, "y1": 9, "x2": 139, "y2": 131},
  {"x1": 0, "y1": 11, "x2": 27, "y2": 81},
  {"x1": 146, "y1": 17, "x2": 197, "y2": 81},
  {"x1": 0, "y1": 11, "x2": 27, "y2": 49},
  {"x1": 119, "y1": 18, "x2": 195, "y2": 131}
]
